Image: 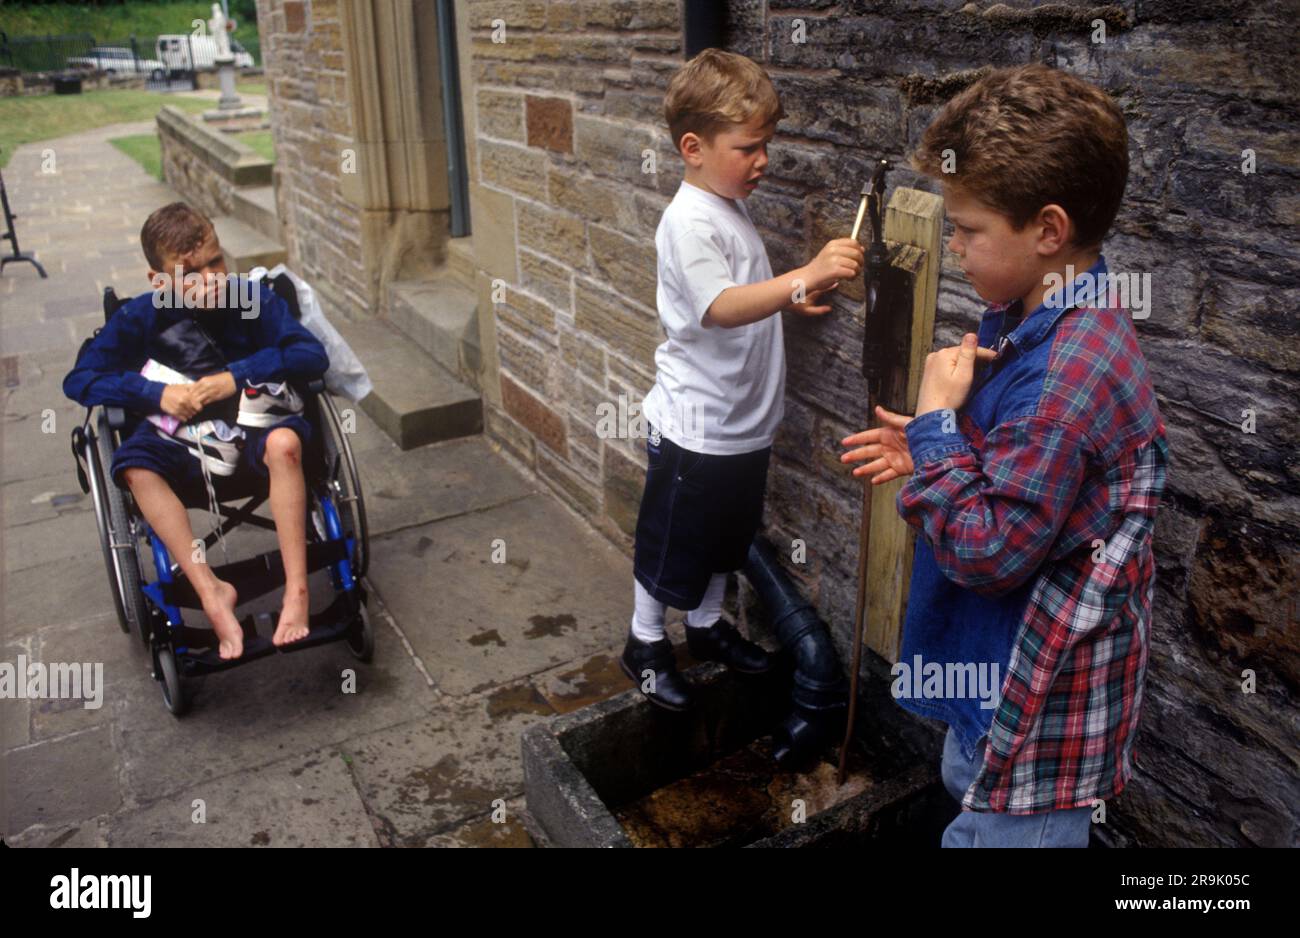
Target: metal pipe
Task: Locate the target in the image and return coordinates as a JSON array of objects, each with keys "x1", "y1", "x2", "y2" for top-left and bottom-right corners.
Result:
[
  {"x1": 743, "y1": 536, "x2": 849, "y2": 766},
  {"x1": 435, "y1": 0, "x2": 470, "y2": 238},
  {"x1": 683, "y1": 1, "x2": 726, "y2": 58}
]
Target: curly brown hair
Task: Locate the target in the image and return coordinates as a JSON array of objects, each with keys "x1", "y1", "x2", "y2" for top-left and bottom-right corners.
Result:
[
  {"x1": 664, "y1": 48, "x2": 785, "y2": 152},
  {"x1": 911, "y1": 64, "x2": 1129, "y2": 249}
]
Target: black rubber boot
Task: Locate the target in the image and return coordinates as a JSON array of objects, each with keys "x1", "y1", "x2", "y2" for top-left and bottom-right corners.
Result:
[
  {"x1": 620, "y1": 631, "x2": 694, "y2": 711},
  {"x1": 685, "y1": 618, "x2": 772, "y2": 674}
]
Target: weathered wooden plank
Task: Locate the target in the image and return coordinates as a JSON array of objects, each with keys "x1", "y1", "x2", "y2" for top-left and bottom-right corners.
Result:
[{"x1": 861, "y1": 188, "x2": 944, "y2": 663}]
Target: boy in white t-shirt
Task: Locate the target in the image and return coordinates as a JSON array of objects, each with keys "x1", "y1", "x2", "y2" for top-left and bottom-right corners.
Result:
[{"x1": 622, "y1": 49, "x2": 863, "y2": 710}]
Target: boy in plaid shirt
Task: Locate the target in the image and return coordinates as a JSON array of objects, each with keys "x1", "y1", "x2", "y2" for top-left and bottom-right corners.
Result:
[{"x1": 842, "y1": 64, "x2": 1167, "y2": 847}]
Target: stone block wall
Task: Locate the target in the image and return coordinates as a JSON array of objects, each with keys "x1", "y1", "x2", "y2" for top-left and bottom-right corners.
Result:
[
  {"x1": 464, "y1": 0, "x2": 1299, "y2": 847},
  {"x1": 0, "y1": 68, "x2": 150, "y2": 96},
  {"x1": 156, "y1": 107, "x2": 273, "y2": 221},
  {"x1": 257, "y1": 0, "x2": 1299, "y2": 846},
  {"x1": 255, "y1": 0, "x2": 368, "y2": 320}
]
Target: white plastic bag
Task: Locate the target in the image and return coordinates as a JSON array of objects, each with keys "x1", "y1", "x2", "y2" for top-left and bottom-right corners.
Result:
[{"x1": 249, "y1": 264, "x2": 374, "y2": 402}]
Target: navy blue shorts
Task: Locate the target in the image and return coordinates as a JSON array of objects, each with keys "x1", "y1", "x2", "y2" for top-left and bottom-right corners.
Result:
[
  {"x1": 109, "y1": 415, "x2": 313, "y2": 495},
  {"x1": 632, "y1": 424, "x2": 771, "y2": 609}
]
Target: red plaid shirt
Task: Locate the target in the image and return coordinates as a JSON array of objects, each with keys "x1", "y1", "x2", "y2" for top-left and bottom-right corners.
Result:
[{"x1": 898, "y1": 258, "x2": 1167, "y2": 813}]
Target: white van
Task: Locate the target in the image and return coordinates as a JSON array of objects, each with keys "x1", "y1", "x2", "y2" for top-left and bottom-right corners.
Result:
[{"x1": 155, "y1": 34, "x2": 256, "y2": 73}]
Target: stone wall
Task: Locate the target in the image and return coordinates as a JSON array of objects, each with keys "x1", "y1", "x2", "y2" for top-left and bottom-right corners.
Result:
[
  {"x1": 156, "y1": 106, "x2": 273, "y2": 220},
  {"x1": 193, "y1": 67, "x2": 265, "y2": 90},
  {"x1": 462, "y1": 0, "x2": 1299, "y2": 848},
  {"x1": 256, "y1": 0, "x2": 1298, "y2": 846},
  {"x1": 254, "y1": 0, "x2": 368, "y2": 321},
  {"x1": 0, "y1": 67, "x2": 261, "y2": 96},
  {"x1": 0, "y1": 67, "x2": 149, "y2": 96}
]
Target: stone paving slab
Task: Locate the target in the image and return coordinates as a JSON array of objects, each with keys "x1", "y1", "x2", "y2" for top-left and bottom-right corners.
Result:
[
  {"x1": 341, "y1": 683, "x2": 555, "y2": 846},
  {"x1": 0, "y1": 119, "x2": 640, "y2": 848},
  {"x1": 28, "y1": 613, "x2": 129, "y2": 743},
  {"x1": 1, "y1": 635, "x2": 33, "y2": 751},
  {"x1": 6, "y1": 725, "x2": 123, "y2": 833},
  {"x1": 105, "y1": 745, "x2": 379, "y2": 848},
  {"x1": 357, "y1": 432, "x2": 537, "y2": 539},
  {"x1": 4, "y1": 813, "x2": 109, "y2": 848},
  {"x1": 0, "y1": 404, "x2": 86, "y2": 486},
  {"x1": 423, "y1": 795, "x2": 535, "y2": 847},
  {"x1": 107, "y1": 589, "x2": 429, "y2": 807},
  {"x1": 3, "y1": 552, "x2": 117, "y2": 640},
  {"x1": 3, "y1": 473, "x2": 93, "y2": 529},
  {"x1": 5, "y1": 508, "x2": 104, "y2": 574},
  {"x1": 365, "y1": 491, "x2": 632, "y2": 697}
]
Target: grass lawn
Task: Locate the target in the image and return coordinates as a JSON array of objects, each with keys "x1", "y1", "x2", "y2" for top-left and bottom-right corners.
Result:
[
  {"x1": 239, "y1": 130, "x2": 275, "y2": 162},
  {"x1": 109, "y1": 127, "x2": 274, "y2": 181},
  {"x1": 108, "y1": 133, "x2": 164, "y2": 180},
  {"x1": 0, "y1": 88, "x2": 211, "y2": 167}
]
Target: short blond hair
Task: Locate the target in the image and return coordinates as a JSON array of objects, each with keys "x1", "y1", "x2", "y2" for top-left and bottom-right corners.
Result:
[{"x1": 664, "y1": 48, "x2": 784, "y2": 152}]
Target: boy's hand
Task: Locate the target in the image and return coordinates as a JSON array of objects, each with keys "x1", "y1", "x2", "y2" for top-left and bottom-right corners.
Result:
[
  {"x1": 915, "y1": 333, "x2": 997, "y2": 416},
  {"x1": 193, "y1": 371, "x2": 237, "y2": 405},
  {"x1": 160, "y1": 384, "x2": 205, "y2": 421},
  {"x1": 841, "y1": 406, "x2": 914, "y2": 484},
  {"x1": 803, "y1": 238, "x2": 864, "y2": 294},
  {"x1": 787, "y1": 286, "x2": 836, "y2": 317}
]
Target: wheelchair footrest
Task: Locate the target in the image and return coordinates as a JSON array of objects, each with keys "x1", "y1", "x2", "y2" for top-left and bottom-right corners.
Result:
[
  {"x1": 172, "y1": 592, "x2": 362, "y2": 673},
  {"x1": 163, "y1": 539, "x2": 350, "y2": 609}
]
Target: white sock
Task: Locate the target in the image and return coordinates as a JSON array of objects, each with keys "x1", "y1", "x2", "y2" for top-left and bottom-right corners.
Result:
[
  {"x1": 686, "y1": 573, "x2": 727, "y2": 629},
  {"x1": 631, "y1": 579, "x2": 667, "y2": 643}
]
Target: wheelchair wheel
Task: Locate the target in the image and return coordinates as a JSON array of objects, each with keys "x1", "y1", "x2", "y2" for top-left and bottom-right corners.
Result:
[
  {"x1": 317, "y1": 392, "x2": 369, "y2": 577},
  {"x1": 87, "y1": 413, "x2": 149, "y2": 639},
  {"x1": 156, "y1": 647, "x2": 188, "y2": 716},
  {"x1": 346, "y1": 604, "x2": 374, "y2": 663}
]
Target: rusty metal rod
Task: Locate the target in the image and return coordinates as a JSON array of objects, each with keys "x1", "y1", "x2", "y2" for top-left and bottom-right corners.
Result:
[{"x1": 838, "y1": 426, "x2": 874, "y2": 785}]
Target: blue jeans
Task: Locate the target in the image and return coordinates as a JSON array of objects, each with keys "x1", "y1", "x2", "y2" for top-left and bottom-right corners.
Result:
[{"x1": 940, "y1": 727, "x2": 1093, "y2": 848}]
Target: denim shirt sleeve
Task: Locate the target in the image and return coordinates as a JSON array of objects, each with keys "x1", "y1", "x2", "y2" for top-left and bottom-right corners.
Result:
[
  {"x1": 905, "y1": 408, "x2": 972, "y2": 465},
  {"x1": 226, "y1": 285, "x2": 330, "y2": 390},
  {"x1": 62, "y1": 300, "x2": 166, "y2": 413}
]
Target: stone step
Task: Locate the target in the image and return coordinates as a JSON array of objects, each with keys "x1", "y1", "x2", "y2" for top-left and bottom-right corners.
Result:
[
  {"x1": 386, "y1": 275, "x2": 481, "y2": 388},
  {"x1": 211, "y1": 214, "x2": 285, "y2": 273},
  {"x1": 333, "y1": 316, "x2": 482, "y2": 450},
  {"x1": 231, "y1": 185, "x2": 280, "y2": 242},
  {"x1": 446, "y1": 236, "x2": 476, "y2": 289}
]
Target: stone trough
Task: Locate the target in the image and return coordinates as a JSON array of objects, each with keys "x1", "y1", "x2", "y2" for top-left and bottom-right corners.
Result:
[{"x1": 522, "y1": 657, "x2": 955, "y2": 848}]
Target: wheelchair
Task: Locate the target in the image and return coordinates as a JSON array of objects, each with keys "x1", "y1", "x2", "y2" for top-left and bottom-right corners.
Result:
[{"x1": 68, "y1": 272, "x2": 373, "y2": 716}]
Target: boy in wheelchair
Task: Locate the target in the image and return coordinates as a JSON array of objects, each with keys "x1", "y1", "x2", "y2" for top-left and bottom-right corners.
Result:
[{"x1": 63, "y1": 202, "x2": 330, "y2": 661}]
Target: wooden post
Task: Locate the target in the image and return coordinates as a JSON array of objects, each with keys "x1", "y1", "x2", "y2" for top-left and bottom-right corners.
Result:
[{"x1": 863, "y1": 188, "x2": 944, "y2": 663}]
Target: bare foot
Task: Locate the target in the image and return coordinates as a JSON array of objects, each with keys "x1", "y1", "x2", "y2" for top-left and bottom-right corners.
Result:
[
  {"x1": 200, "y1": 579, "x2": 243, "y2": 659},
  {"x1": 273, "y1": 583, "x2": 311, "y2": 647}
]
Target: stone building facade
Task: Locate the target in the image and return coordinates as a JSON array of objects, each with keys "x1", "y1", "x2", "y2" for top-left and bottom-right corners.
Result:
[{"x1": 255, "y1": 0, "x2": 1298, "y2": 847}]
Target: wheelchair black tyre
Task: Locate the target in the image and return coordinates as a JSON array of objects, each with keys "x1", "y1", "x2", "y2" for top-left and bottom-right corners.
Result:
[
  {"x1": 157, "y1": 647, "x2": 188, "y2": 716},
  {"x1": 90, "y1": 414, "x2": 149, "y2": 639},
  {"x1": 317, "y1": 392, "x2": 369, "y2": 578},
  {"x1": 346, "y1": 604, "x2": 374, "y2": 662}
]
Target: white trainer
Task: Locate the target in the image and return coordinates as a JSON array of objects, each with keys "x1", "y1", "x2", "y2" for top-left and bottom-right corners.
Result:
[{"x1": 237, "y1": 381, "x2": 304, "y2": 428}]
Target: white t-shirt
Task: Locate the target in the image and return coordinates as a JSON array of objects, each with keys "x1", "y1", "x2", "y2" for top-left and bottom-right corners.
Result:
[{"x1": 641, "y1": 180, "x2": 785, "y2": 455}]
